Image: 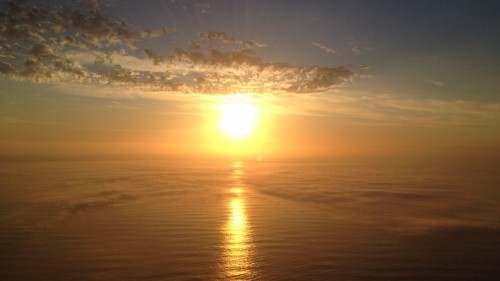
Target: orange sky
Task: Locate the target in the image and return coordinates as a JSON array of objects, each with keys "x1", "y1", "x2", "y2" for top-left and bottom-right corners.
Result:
[
  {"x1": 1, "y1": 88, "x2": 499, "y2": 160},
  {"x1": 1, "y1": 1, "x2": 500, "y2": 160}
]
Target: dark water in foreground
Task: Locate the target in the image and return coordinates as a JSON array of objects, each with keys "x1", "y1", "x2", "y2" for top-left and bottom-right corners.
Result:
[{"x1": 1, "y1": 158, "x2": 499, "y2": 280}]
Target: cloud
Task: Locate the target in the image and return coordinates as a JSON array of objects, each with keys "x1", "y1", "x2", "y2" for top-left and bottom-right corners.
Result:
[
  {"x1": 78, "y1": 0, "x2": 116, "y2": 11},
  {"x1": 347, "y1": 41, "x2": 371, "y2": 56},
  {"x1": 352, "y1": 45, "x2": 362, "y2": 55},
  {"x1": 312, "y1": 42, "x2": 336, "y2": 54},
  {"x1": 428, "y1": 80, "x2": 445, "y2": 87},
  {"x1": 353, "y1": 65, "x2": 370, "y2": 70},
  {"x1": 0, "y1": 0, "x2": 356, "y2": 95},
  {"x1": 0, "y1": 0, "x2": 168, "y2": 82},
  {"x1": 0, "y1": 116, "x2": 30, "y2": 127},
  {"x1": 194, "y1": 2, "x2": 211, "y2": 13},
  {"x1": 0, "y1": 61, "x2": 12, "y2": 74},
  {"x1": 278, "y1": 93, "x2": 500, "y2": 128}
]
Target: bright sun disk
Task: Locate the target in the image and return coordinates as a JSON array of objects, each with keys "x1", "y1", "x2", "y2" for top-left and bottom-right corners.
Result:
[{"x1": 218, "y1": 102, "x2": 258, "y2": 140}]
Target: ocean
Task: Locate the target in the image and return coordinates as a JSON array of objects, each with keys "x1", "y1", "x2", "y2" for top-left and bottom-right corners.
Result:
[{"x1": 1, "y1": 158, "x2": 499, "y2": 280}]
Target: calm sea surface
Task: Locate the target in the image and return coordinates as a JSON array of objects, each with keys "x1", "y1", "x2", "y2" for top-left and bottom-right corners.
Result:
[{"x1": 1, "y1": 158, "x2": 499, "y2": 280}]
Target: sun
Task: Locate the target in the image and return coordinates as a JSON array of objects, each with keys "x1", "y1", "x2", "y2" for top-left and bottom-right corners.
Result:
[{"x1": 218, "y1": 101, "x2": 258, "y2": 140}]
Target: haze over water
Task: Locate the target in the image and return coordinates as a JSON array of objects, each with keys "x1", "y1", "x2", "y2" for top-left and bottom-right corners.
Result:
[{"x1": 1, "y1": 158, "x2": 499, "y2": 281}]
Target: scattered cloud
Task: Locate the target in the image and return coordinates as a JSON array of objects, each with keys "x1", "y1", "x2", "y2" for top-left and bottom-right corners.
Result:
[
  {"x1": 312, "y1": 42, "x2": 336, "y2": 54},
  {"x1": 77, "y1": 0, "x2": 115, "y2": 11},
  {"x1": 0, "y1": 0, "x2": 356, "y2": 95},
  {"x1": 428, "y1": 80, "x2": 445, "y2": 87}
]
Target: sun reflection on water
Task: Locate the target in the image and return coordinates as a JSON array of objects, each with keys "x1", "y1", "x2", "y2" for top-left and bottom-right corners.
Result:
[{"x1": 220, "y1": 161, "x2": 254, "y2": 280}]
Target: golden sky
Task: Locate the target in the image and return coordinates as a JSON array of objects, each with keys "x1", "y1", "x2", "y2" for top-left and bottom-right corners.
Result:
[{"x1": 1, "y1": 0, "x2": 499, "y2": 159}]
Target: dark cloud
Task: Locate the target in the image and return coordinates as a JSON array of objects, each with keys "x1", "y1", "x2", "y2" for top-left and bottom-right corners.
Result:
[{"x1": 0, "y1": 0, "x2": 356, "y2": 95}]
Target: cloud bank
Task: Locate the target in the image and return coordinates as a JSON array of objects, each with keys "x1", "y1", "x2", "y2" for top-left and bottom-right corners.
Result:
[{"x1": 0, "y1": 0, "x2": 355, "y2": 95}]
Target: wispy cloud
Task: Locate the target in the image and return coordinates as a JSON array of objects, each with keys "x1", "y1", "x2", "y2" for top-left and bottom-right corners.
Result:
[
  {"x1": 352, "y1": 45, "x2": 362, "y2": 56},
  {"x1": 312, "y1": 42, "x2": 336, "y2": 54},
  {"x1": 428, "y1": 80, "x2": 445, "y2": 87},
  {"x1": 0, "y1": 1, "x2": 356, "y2": 95},
  {"x1": 0, "y1": 116, "x2": 67, "y2": 127},
  {"x1": 194, "y1": 2, "x2": 211, "y2": 13},
  {"x1": 347, "y1": 41, "x2": 371, "y2": 56},
  {"x1": 279, "y1": 93, "x2": 500, "y2": 128}
]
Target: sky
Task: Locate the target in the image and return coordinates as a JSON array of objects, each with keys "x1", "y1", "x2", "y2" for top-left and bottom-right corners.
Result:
[{"x1": 1, "y1": 0, "x2": 499, "y2": 159}]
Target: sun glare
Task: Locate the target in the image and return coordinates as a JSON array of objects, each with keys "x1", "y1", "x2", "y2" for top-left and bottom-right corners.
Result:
[{"x1": 218, "y1": 101, "x2": 258, "y2": 140}]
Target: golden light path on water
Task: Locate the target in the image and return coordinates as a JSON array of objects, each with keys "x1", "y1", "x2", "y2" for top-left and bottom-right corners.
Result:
[{"x1": 220, "y1": 161, "x2": 255, "y2": 280}]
